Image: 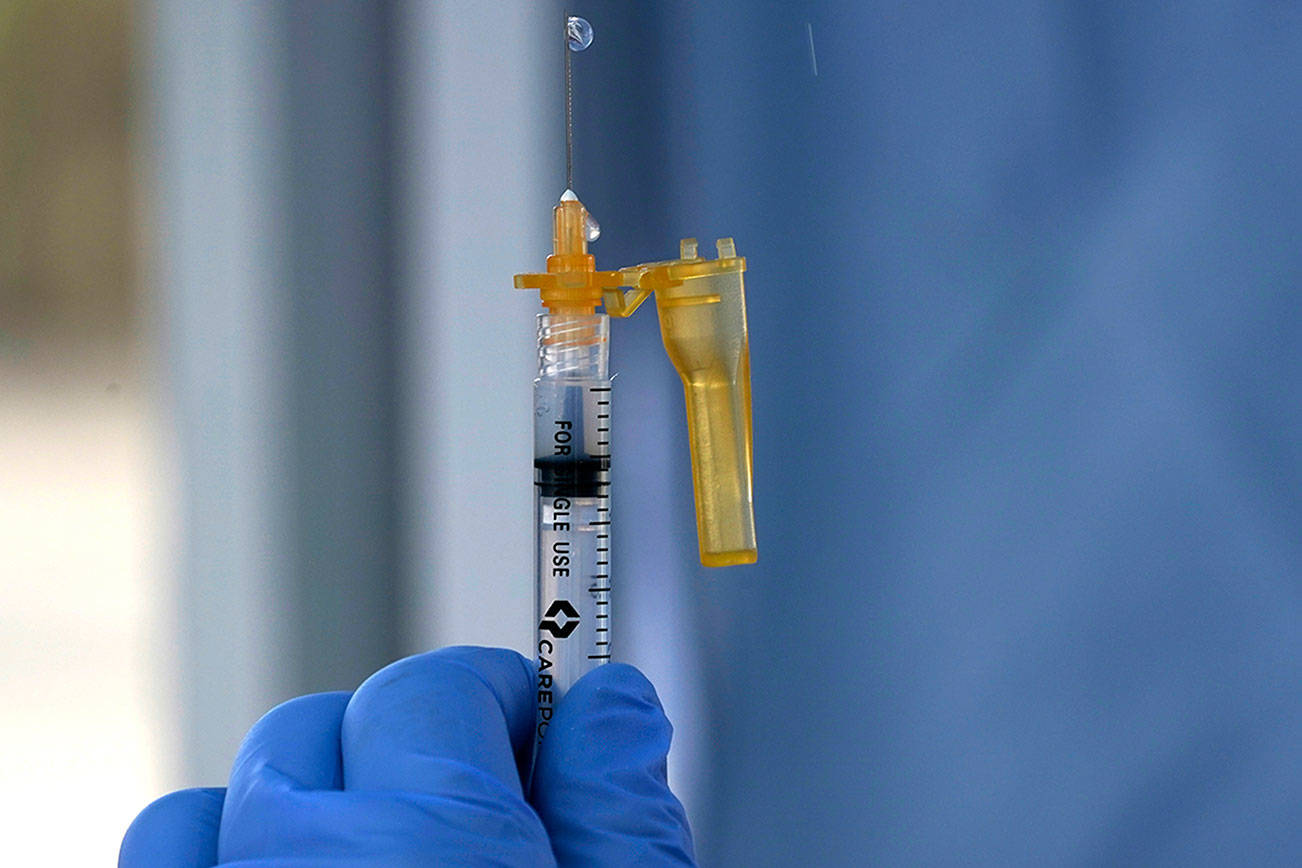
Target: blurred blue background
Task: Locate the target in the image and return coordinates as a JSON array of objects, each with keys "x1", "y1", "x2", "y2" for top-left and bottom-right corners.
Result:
[
  {"x1": 2, "y1": 1, "x2": 1298, "y2": 864},
  {"x1": 593, "y1": 3, "x2": 1302, "y2": 864},
  {"x1": 577, "y1": 2, "x2": 1302, "y2": 862}
]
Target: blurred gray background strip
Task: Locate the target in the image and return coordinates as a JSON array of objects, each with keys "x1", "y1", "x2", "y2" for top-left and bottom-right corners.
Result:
[{"x1": 147, "y1": 1, "x2": 403, "y2": 783}]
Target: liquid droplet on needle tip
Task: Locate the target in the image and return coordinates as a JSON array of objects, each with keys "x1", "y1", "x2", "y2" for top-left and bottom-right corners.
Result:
[{"x1": 567, "y1": 16, "x2": 593, "y2": 51}]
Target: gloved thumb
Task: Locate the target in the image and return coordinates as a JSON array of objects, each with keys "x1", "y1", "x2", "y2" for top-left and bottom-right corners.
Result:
[{"x1": 531, "y1": 664, "x2": 695, "y2": 866}]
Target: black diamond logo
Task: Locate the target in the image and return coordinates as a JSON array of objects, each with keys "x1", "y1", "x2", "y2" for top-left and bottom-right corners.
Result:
[{"x1": 539, "y1": 599, "x2": 580, "y2": 639}]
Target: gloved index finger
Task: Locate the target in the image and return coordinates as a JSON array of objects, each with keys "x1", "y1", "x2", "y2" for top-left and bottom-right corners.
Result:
[{"x1": 341, "y1": 646, "x2": 537, "y2": 798}]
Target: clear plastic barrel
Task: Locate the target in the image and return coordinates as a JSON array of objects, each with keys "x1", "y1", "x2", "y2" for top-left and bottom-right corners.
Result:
[{"x1": 533, "y1": 313, "x2": 610, "y2": 749}]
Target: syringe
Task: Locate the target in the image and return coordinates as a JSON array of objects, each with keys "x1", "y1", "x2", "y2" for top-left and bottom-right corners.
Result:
[
  {"x1": 518, "y1": 188, "x2": 757, "y2": 753},
  {"x1": 515, "y1": 16, "x2": 757, "y2": 760}
]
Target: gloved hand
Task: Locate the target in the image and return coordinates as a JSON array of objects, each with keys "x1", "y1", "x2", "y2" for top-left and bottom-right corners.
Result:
[{"x1": 119, "y1": 646, "x2": 694, "y2": 866}]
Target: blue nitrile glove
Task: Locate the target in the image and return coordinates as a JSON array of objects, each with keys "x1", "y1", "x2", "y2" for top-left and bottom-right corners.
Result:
[{"x1": 120, "y1": 646, "x2": 694, "y2": 866}]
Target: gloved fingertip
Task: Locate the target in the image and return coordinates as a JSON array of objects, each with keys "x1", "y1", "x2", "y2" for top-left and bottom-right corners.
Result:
[
  {"x1": 532, "y1": 664, "x2": 695, "y2": 865},
  {"x1": 343, "y1": 646, "x2": 540, "y2": 799},
  {"x1": 120, "y1": 787, "x2": 224, "y2": 868},
  {"x1": 426, "y1": 645, "x2": 534, "y2": 680},
  {"x1": 542, "y1": 663, "x2": 673, "y2": 767},
  {"x1": 544, "y1": 662, "x2": 673, "y2": 756},
  {"x1": 565, "y1": 662, "x2": 664, "y2": 717},
  {"x1": 429, "y1": 645, "x2": 538, "y2": 768}
]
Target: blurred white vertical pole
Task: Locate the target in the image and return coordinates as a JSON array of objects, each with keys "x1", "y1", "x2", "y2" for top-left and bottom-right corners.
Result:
[
  {"x1": 396, "y1": 2, "x2": 561, "y2": 654},
  {"x1": 147, "y1": 2, "x2": 294, "y2": 783},
  {"x1": 148, "y1": 2, "x2": 404, "y2": 783}
]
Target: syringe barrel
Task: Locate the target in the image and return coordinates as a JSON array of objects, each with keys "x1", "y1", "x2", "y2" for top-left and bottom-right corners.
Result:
[{"x1": 533, "y1": 313, "x2": 611, "y2": 749}]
